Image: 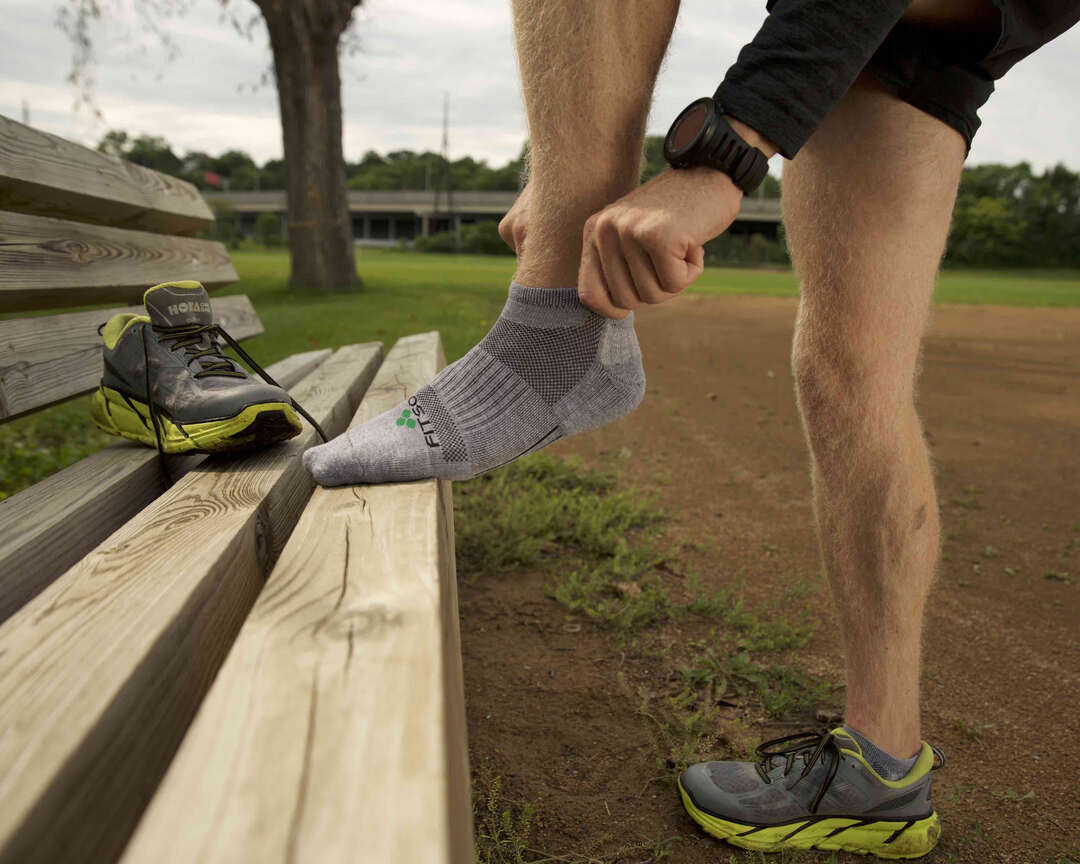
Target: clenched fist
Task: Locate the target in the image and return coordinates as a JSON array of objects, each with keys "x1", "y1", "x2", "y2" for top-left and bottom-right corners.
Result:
[{"x1": 578, "y1": 167, "x2": 743, "y2": 319}]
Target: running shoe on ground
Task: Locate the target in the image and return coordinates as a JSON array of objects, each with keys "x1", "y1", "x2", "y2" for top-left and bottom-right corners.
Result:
[
  {"x1": 679, "y1": 728, "x2": 945, "y2": 859},
  {"x1": 92, "y1": 281, "x2": 321, "y2": 454}
]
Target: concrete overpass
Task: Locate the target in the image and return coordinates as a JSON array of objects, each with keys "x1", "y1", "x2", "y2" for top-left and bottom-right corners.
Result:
[{"x1": 204, "y1": 189, "x2": 782, "y2": 244}]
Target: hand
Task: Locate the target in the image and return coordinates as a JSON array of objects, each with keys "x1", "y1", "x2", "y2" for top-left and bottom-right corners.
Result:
[
  {"x1": 578, "y1": 166, "x2": 743, "y2": 319},
  {"x1": 498, "y1": 184, "x2": 531, "y2": 253}
]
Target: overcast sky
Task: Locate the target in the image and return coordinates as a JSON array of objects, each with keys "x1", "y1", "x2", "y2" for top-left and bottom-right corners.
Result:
[{"x1": 3, "y1": 0, "x2": 1079, "y2": 174}]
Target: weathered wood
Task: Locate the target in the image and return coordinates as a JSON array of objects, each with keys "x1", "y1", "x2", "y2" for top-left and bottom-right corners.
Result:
[
  {"x1": 0, "y1": 342, "x2": 383, "y2": 864},
  {"x1": 122, "y1": 332, "x2": 472, "y2": 864},
  {"x1": 0, "y1": 210, "x2": 237, "y2": 313},
  {"x1": 0, "y1": 348, "x2": 333, "y2": 623},
  {"x1": 0, "y1": 294, "x2": 260, "y2": 422},
  {"x1": 0, "y1": 114, "x2": 213, "y2": 235}
]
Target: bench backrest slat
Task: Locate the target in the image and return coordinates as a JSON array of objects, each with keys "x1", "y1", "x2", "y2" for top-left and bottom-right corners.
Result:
[
  {"x1": 0, "y1": 294, "x2": 261, "y2": 422},
  {"x1": 0, "y1": 115, "x2": 213, "y2": 236},
  {"x1": 0, "y1": 210, "x2": 236, "y2": 313}
]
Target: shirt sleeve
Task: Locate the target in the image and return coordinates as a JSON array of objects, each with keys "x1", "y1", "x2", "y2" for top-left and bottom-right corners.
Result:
[{"x1": 715, "y1": 0, "x2": 911, "y2": 158}]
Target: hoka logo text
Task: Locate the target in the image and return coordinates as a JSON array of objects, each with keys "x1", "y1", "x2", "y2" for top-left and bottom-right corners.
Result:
[{"x1": 167, "y1": 301, "x2": 211, "y2": 316}]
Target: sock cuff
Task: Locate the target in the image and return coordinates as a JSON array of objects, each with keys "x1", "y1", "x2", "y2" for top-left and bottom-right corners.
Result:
[{"x1": 508, "y1": 282, "x2": 582, "y2": 308}]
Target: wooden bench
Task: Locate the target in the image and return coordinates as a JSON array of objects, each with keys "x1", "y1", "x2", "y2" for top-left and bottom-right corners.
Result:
[{"x1": 0, "y1": 115, "x2": 472, "y2": 863}]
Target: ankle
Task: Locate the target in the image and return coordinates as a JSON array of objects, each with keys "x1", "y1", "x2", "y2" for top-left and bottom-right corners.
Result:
[
  {"x1": 842, "y1": 725, "x2": 920, "y2": 780},
  {"x1": 843, "y1": 712, "x2": 921, "y2": 761}
]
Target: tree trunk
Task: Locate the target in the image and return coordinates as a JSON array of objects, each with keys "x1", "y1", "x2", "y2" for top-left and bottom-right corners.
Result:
[{"x1": 254, "y1": 0, "x2": 360, "y2": 292}]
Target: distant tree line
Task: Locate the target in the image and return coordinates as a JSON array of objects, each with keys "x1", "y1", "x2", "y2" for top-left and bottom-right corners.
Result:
[
  {"x1": 99, "y1": 130, "x2": 1079, "y2": 267},
  {"x1": 945, "y1": 162, "x2": 1080, "y2": 267},
  {"x1": 96, "y1": 130, "x2": 527, "y2": 193}
]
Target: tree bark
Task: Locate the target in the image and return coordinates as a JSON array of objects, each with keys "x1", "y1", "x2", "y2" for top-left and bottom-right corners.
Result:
[{"x1": 254, "y1": 0, "x2": 360, "y2": 292}]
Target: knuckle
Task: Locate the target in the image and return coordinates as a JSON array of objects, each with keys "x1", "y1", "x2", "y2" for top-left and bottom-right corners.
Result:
[
  {"x1": 595, "y1": 211, "x2": 618, "y2": 237},
  {"x1": 636, "y1": 220, "x2": 667, "y2": 247}
]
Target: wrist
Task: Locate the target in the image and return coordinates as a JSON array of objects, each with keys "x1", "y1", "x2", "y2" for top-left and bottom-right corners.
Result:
[{"x1": 724, "y1": 116, "x2": 779, "y2": 160}]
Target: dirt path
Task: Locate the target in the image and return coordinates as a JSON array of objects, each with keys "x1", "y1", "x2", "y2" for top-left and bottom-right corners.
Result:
[{"x1": 459, "y1": 294, "x2": 1079, "y2": 864}]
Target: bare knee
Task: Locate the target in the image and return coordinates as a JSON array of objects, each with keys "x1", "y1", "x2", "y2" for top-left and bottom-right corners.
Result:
[{"x1": 791, "y1": 318, "x2": 915, "y2": 472}]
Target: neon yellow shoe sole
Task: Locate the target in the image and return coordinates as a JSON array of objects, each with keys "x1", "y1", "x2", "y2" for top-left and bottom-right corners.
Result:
[
  {"x1": 91, "y1": 385, "x2": 303, "y2": 454},
  {"x1": 678, "y1": 777, "x2": 941, "y2": 859}
]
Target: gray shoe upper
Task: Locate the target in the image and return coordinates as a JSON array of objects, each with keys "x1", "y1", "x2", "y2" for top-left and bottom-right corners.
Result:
[
  {"x1": 102, "y1": 282, "x2": 290, "y2": 425},
  {"x1": 681, "y1": 729, "x2": 937, "y2": 826}
]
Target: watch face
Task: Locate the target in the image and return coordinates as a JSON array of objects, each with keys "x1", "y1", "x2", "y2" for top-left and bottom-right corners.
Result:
[
  {"x1": 671, "y1": 103, "x2": 707, "y2": 153},
  {"x1": 665, "y1": 97, "x2": 716, "y2": 166}
]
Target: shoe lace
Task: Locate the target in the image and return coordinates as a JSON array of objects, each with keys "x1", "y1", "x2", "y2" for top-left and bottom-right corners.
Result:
[
  {"x1": 753, "y1": 731, "x2": 841, "y2": 814},
  {"x1": 137, "y1": 322, "x2": 328, "y2": 461},
  {"x1": 753, "y1": 730, "x2": 948, "y2": 815},
  {"x1": 153, "y1": 322, "x2": 248, "y2": 380}
]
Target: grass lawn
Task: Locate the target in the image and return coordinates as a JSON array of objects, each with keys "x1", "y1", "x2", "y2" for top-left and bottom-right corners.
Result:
[{"x1": 2, "y1": 248, "x2": 1079, "y2": 499}]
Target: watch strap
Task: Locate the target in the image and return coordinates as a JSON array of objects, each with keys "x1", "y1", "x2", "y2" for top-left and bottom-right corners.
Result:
[{"x1": 707, "y1": 113, "x2": 770, "y2": 195}]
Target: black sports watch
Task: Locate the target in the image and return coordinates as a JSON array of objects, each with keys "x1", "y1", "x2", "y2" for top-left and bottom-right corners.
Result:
[{"x1": 663, "y1": 97, "x2": 769, "y2": 195}]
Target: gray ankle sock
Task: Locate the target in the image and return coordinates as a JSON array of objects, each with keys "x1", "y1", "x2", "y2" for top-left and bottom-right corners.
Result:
[
  {"x1": 303, "y1": 283, "x2": 646, "y2": 485},
  {"x1": 843, "y1": 726, "x2": 919, "y2": 780}
]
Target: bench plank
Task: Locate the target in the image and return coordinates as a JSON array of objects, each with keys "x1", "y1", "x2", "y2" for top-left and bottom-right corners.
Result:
[
  {"x1": 0, "y1": 294, "x2": 260, "y2": 421},
  {"x1": 0, "y1": 342, "x2": 382, "y2": 864},
  {"x1": 0, "y1": 348, "x2": 333, "y2": 623},
  {"x1": 0, "y1": 114, "x2": 213, "y2": 235},
  {"x1": 122, "y1": 332, "x2": 472, "y2": 864},
  {"x1": 0, "y1": 210, "x2": 236, "y2": 313}
]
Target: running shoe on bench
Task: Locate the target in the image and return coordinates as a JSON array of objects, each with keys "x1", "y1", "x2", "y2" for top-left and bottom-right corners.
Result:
[{"x1": 92, "y1": 280, "x2": 323, "y2": 454}]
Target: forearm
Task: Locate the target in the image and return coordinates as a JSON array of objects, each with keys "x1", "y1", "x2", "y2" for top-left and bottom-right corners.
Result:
[{"x1": 716, "y1": 0, "x2": 910, "y2": 158}]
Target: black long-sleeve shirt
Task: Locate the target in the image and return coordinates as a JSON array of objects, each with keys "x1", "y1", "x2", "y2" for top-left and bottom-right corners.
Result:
[{"x1": 715, "y1": 0, "x2": 1080, "y2": 158}]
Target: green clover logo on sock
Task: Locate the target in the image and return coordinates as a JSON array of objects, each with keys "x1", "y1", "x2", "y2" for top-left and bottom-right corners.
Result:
[{"x1": 396, "y1": 409, "x2": 416, "y2": 429}]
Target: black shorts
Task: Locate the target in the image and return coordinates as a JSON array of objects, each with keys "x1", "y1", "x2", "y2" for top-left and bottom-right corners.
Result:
[{"x1": 863, "y1": 1, "x2": 1080, "y2": 148}]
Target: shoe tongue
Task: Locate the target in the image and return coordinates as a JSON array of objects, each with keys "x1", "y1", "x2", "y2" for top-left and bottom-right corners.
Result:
[
  {"x1": 144, "y1": 281, "x2": 213, "y2": 328},
  {"x1": 831, "y1": 728, "x2": 862, "y2": 756}
]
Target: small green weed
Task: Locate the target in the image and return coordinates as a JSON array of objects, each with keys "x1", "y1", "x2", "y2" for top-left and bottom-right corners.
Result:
[
  {"x1": 952, "y1": 719, "x2": 995, "y2": 741},
  {"x1": 1044, "y1": 570, "x2": 1074, "y2": 584},
  {"x1": 473, "y1": 766, "x2": 538, "y2": 864},
  {"x1": 951, "y1": 783, "x2": 973, "y2": 805},
  {"x1": 676, "y1": 643, "x2": 835, "y2": 717},
  {"x1": 949, "y1": 486, "x2": 984, "y2": 510},
  {"x1": 637, "y1": 688, "x2": 722, "y2": 775},
  {"x1": 991, "y1": 788, "x2": 1036, "y2": 803}
]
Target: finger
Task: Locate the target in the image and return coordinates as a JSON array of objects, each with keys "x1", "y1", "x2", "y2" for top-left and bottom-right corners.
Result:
[
  {"x1": 595, "y1": 218, "x2": 640, "y2": 312},
  {"x1": 686, "y1": 243, "x2": 705, "y2": 282},
  {"x1": 621, "y1": 234, "x2": 671, "y2": 305},
  {"x1": 498, "y1": 216, "x2": 517, "y2": 251},
  {"x1": 647, "y1": 242, "x2": 704, "y2": 296},
  {"x1": 578, "y1": 235, "x2": 629, "y2": 319}
]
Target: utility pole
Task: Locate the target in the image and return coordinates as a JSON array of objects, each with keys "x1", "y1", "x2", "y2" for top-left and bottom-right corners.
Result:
[
  {"x1": 21, "y1": 100, "x2": 30, "y2": 126},
  {"x1": 433, "y1": 92, "x2": 457, "y2": 245}
]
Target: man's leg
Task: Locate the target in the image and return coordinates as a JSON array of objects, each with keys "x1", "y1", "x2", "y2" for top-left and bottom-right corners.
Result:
[
  {"x1": 304, "y1": 0, "x2": 678, "y2": 485},
  {"x1": 784, "y1": 75, "x2": 966, "y2": 759},
  {"x1": 510, "y1": 0, "x2": 679, "y2": 288}
]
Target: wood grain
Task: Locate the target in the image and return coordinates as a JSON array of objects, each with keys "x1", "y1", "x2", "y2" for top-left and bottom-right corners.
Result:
[
  {"x1": 122, "y1": 332, "x2": 473, "y2": 864},
  {"x1": 0, "y1": 342, "x2": 383, "y2": 864},
  {"x1": 0, "y1": 114, "x2": 213, "y2": 235},
  {"x1": 0, "y1": 348, "x2": 332, "y2": 623},
  {"x1": 0, "y1": 294, "x2": 260, "y2": 422},
  {"x1": 0, "y1": 210, "x2": 236, "y2": 313}
]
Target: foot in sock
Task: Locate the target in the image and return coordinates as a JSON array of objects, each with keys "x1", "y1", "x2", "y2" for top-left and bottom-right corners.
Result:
[
  {"x1": 303, "y1": 283, "x2": 645, "y2": 485},
  {"x1": 843, "y1": 725, "x2": 919, "y2": 780}
]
